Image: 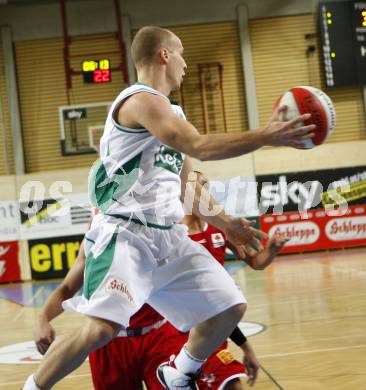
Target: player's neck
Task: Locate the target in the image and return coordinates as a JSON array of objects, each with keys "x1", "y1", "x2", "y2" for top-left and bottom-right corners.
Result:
[{"x1": 136, "y1": 66, "x2": 172, "y2": 96}]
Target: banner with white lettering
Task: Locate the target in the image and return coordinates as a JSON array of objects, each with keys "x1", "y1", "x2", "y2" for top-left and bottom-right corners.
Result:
[
  {"x1": 260, "y1": 205, "x2": 366, "y2": 253},
  {"x1": 0, "y1": 241, "x2": 21, "y2": 283},
  {"x1": 256, "y1": 166, "x2": 366, "y2": 215}
]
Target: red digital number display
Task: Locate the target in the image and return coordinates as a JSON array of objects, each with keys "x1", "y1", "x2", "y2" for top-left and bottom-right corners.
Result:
[{"x1": 93, "y1": 70, "x2": 111, "y2": 83}]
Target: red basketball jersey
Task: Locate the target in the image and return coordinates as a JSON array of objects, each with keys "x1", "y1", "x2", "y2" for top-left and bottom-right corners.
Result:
[{"x1": 189, "y1": 224, "x2": 227, "y2": 266}]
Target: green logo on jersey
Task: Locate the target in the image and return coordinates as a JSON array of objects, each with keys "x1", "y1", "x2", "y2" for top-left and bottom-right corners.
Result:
[
  {"x1": 154, "y1": 145, "x2": 183, "y2": 175},
  {"x1": 89, "y1": 153, "x2": 142, "y2": 212}
]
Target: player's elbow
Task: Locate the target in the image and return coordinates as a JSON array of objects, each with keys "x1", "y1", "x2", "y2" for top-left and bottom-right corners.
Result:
[
  {"x1": 166, "y1": 132, "x2": 208, "y2": 161},
  {"x1": 187, "y1": 136, "x2": 212, "y2": 161},
  {"x1": 193, "y1": 150, "x2": 211, "y2": 161}
]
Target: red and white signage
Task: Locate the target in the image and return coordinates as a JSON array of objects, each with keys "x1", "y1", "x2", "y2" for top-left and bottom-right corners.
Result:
[
  {"x1": 325, "y1": 214, "x2": 366, "y2": 242},
  {"x1": 0, "y1": 241, "x2": 21, "y2": 283},
  {"x1": 260, "y1": 205, "x2": 366, "y2": 253}
]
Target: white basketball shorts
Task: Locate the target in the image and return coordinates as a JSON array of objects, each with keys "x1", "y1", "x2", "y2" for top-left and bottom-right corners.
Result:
[{"x1": 62, "y1": 214, "x2": 246, "y2": 332}]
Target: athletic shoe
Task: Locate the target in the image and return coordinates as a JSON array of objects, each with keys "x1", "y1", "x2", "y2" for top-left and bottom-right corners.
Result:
[{"x1": 156, "y1": 361, "x2": 199, "y2": 390}]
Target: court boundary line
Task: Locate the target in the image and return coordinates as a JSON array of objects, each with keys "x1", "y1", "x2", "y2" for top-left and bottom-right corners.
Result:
[{"x1": 259, "y1": 363, "x2": 285, "y2": 390}]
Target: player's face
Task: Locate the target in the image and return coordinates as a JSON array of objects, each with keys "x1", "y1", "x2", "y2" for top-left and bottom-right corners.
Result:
[{"x1": 165, "y1": 35, "x2": 187, "y2": 91}]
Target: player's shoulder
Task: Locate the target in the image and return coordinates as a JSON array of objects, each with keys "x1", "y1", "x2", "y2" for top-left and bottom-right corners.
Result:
[{"x1": 124, "y1": 90, "x2": 171, "y2": 113}]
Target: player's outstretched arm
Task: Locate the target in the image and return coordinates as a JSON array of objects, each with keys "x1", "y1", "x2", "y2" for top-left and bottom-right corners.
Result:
[
  {"x1": 119, "y1": 93, "x2": 315, "y2": 161},
  {"x1": 34, "y1": 241, "x2": 86, "y2": 355},
  {"x1": 241, "y1": 340, "x2": 260, "y2": 387},
  {"x1": 242, "y1": 235, "x2": 289, "y2": 270},
  {"x1": 229, "y1": 327, "x2": 259, "y2": 386},
  {"x1": 181, "y1": 159, "x2": 267, "y2": 254}
]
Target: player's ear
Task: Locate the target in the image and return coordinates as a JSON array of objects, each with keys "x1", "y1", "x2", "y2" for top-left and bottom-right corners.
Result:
[{"x1": 159, "y1": 48, "x2": 169, "y2": 64}]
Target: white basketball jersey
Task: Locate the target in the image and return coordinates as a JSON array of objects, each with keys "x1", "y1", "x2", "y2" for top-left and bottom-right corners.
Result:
[{"x1": 88, "y1": 83, "x2": 186, "y2": 227}]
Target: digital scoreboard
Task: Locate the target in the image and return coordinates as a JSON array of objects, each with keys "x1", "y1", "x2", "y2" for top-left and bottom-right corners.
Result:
[
  {"x1": 82, "y1": 59, "x2": 111, "y2": 83},
  {"x1": 319, "y1": 1, "x2": 366, "y2": 87}
]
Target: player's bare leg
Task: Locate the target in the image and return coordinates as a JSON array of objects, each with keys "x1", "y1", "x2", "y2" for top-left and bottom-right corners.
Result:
[
  {"x1": 157, "y1": 303, "x2": 246, "y2": 389},
  {"x1": 24, "y1": 316, "x2": 120, "y2": 390},
  {"x1": 185, "y1": 303, "x2": 246, "y2": 360}
]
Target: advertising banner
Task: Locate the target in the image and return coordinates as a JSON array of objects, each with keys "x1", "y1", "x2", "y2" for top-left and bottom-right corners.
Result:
[
  {"x1": 28, "y1": 235, "x2": 84, "y2": 280},
  {"x1": 0, "y1": 241, "x2": 21, "y2": 283},
  {"x1": 0, "y1": 201, "x2": 20, "y2": 242},
  {"x1": 256, "y1": 166, "x2": 366, "y2": 215},
  {"x1": 19, "y1": 194, "x2": 91, "y2": 240},
  {"x1": 260, "y1": 205, "x2": 366, "y2": 253},
  {"x1": 19, "y1": 198, "x2": 71, "y2": 240}
]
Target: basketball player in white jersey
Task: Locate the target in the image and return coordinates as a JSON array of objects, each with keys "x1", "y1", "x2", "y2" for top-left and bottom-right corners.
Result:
[{"x1": 23, "y1": 26, "x2": 315, "y2": 390}]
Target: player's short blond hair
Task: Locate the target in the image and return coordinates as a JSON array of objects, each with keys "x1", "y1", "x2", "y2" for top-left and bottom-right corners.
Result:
[{"x1": 131, "y1": 26, "x2": 175, "y2": 67}]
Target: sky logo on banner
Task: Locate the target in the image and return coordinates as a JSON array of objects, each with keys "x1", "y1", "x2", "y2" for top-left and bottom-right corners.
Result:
[
  {"x1": 257, "y1": 167, "x2": 366, "y2": 215},
  {"x1": 259, "y1": 176, "x2": 324, "y2": 214}
]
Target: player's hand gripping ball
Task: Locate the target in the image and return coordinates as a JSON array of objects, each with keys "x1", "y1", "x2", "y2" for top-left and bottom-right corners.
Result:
[{"x1": 274, "y1": 86, "x2": 336, "y2": 149}]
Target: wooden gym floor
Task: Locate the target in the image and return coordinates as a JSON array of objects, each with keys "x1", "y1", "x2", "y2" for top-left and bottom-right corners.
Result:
[{"x1": 0, "y1": 247, "x2": 365, "y2": 389}]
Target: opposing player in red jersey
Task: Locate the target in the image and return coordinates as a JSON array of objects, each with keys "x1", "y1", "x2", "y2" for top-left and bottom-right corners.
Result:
[
  {"x1": 179, "y1": 171, "x2": 289, "y2": 389},
  {"x1": 35, "y1": 172, "x2": 288, "y2": 390},
  {"x1": 35, "y1": 225, "x2": 287, "y2": 389},
  {"x1": 34, "y1": 240, "x2": 248, "y2": 390}
]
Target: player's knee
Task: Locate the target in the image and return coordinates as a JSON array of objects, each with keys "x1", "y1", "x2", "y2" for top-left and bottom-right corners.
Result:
[
  {"x1": 223, "y1": 378, "x2": 243, "y2": 390},
  {"x1": 228, "y1": 303, "x2": 247, "y2": 323},
  {"x1": 82, "y1": 318, "x2": 121, "y2": 349}
]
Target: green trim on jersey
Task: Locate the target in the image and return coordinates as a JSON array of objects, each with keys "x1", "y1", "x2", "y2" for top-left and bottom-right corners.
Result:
[
  {"x1": 112, "y1": 121, "x2": 148, "y2": 134},
  {"x1": 84, "y1": 230, "x2": 118, "y2": 300},
  {"x1": 154, "y1": 145, "x2": 184, "y2": 175},
  {"x1": 85, "y1": 237, "x2": 96, "y2": 244},
  {"x1": 89, "y1": 152, "x2": 143, "y2": 213},
  {"x1": 106, "y1": 213, "x2": 173, "y2": 230}
]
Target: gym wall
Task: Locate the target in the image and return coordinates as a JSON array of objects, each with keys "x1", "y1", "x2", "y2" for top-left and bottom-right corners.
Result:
[
  {"x1": 169, "y1": 21, "x2": 247, "y2": 134},
  {"x1": 9, "y1": 13, "x2": 365, "y2": 175},
  {"x1": 15, "y1": 34, "x2": 127, "y2": 172}
]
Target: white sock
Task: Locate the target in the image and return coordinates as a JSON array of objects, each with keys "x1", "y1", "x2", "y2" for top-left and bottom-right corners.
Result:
[
  {"x1": 23, "y1": 374, "x2": 42, "y2": 390},
  {"x1": 174, "y1": 344, "x2": 205, "y2": 375}
]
